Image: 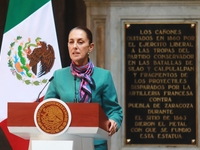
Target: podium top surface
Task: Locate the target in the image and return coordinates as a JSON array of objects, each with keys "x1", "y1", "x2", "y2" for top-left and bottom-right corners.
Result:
[{"x1": 8, "y1": 102, "x2": 109, "y2": 132}]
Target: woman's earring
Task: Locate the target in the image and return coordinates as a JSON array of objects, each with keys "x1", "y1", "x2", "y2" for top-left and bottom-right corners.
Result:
[{"x1": 88, "y1": 52, "x2": 89, "y2": 56}]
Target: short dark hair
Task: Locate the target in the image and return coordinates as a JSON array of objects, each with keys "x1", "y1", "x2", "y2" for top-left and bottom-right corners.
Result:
[{"x1": 70, "y1": 26, "x2": 93, "y2": 44}]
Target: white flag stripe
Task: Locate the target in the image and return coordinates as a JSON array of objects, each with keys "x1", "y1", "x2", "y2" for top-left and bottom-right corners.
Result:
[{"x1": 0, "y1": 1, "x2": 61, "y2": 122}]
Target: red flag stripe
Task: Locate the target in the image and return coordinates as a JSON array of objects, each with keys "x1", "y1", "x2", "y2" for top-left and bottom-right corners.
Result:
[
  {"x1": 0, "y1": 119, "x2": 29, "y2": 150},
  {"x1": 0, "y1": 96, "x2": 45, "y2": 150}
]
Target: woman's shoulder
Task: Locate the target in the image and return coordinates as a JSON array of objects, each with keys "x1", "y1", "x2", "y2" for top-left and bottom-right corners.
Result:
[
  {"x1": 53, "y1": 67, "x2": 71, "y2": 77},
  {"x1": 54, "y1": 66, "x2": 70, "y2": 73},
  {"x1": 94, "y1": 66, "x2": 110, "y2": 73},
  {"x1": 94, "y1": 66, "x2": 110, "y2": 72},
  {"x1": 94, "y1": 66, "x2": 111, "y2": 77}
]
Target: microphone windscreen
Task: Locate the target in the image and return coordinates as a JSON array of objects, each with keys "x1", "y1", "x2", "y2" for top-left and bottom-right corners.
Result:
[{"x1": 49, "y1": 76, "x2": 54, "y2": 82}]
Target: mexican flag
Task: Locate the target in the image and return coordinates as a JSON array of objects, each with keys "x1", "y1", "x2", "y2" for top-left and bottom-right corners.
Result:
[{"x1": 0, "y1": 0, "x2": 62, "y2": 149}]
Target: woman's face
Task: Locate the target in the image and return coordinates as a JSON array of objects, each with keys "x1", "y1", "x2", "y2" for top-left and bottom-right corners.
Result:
[{"x1": 68, "y1": 29, "x2": 94, "y2": 66}]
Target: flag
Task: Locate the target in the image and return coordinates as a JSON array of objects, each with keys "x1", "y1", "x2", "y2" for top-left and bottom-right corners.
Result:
[{"x1": 0, "y1": 0, "x2": 62, "y2": 149}]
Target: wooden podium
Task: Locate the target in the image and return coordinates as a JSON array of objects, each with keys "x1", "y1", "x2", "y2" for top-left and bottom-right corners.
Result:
[{"x1": 7, "y1": 101, "x2": 110, "y2": 150}]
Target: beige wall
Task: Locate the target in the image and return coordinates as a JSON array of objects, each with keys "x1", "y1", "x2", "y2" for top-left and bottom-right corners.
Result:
[{"x1": 84, "y1": 0, "x2": 200, "y2": 150}]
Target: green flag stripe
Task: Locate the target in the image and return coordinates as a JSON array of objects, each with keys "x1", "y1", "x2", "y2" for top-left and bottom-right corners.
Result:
[{"x1": 4, "y1": 0, "x2": 50, "y2": 33}]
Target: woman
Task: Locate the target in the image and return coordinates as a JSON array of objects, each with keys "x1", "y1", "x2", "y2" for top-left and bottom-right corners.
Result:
[{"x1": 44, "y1": 26, "x2": 123, "y2": 150}]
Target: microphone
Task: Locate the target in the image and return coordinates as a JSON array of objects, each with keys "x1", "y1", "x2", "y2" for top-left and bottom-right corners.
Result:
[
  {"x1": 74, "y1": 75, "x2": 77, "y2": 103},
  {"x1": 36, "y1": 76, "x2": 54, "y2": 102}
]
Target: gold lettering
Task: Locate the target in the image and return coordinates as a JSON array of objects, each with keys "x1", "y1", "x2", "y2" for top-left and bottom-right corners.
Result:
[
  {"x1": 148, "y1": 109, "x2": 173, "y2": 114},
  {"x1": 180, "y1": 73, "x2": 188, "y2": 78},
  {"x1": 135, "y1": 115, "x2": 143, "y2": 120},
  {"x1": 145, "y1": 127, "x2": 157, "y2": 133},
  {"x1": 155, "y1": 29, "x2": 181, "y2": 35},
  {"x1": 185, "y1": 60, "x2": 193, "y2": 65},
  {"x1": 140, "y1": 72, "x2": 177, "y2": 78},
  {"x1": 133, "y1": 73, "x2": 137, "y2": 77},
  {"x1": 149, "y1": 79, "x2": 187, "y2": 84},
  {"x1": 183, "y1": 85, "x2": 191, "y2": 90},
  {"x1": 156, "y1": 36, "x2": 165, "y2": 41},
  {"x1": 153, "y1": 54, "x2": 194, "y2": 59},
  {"x1": 134, "y1": 79, "x2": 146, "y2": 84},
  {"x1": 153, "y1": 103, "x2": 160, "y2": 108},
  {"x1": 153, "y1": 48, "x2": 175, "y2": 53},
  {"x1": 165, "y1": 103, "x2": 193, "y2": 108},
  {"x1": 163, "y1": 91, "x2": 193, "y2": 96},
  {"x1": 173, "y1": 115, "x2": 187, "y2": 121},
  {"x1": 154, "y1": 66, "x2": 194, "y2": 72},
  {"x1": 131, "y1": 48, "x2": 135, "y2": 53},
  {"x1": 147, "y1": 67, "x2": 151, "y2": 71},
  {"x1": 126, "y1": 36, "x2": 153, "y2": 41},
  {"x1": 157, "y1": 133, "x2": 182, "y2": 139},
  {"x1": 178, "y1": 48, "x2": 190, "y2": 53},
  {"x1": 128, "y1": 103, "x2": 150, "y2": 108},
  {"x1": 135, "y1": 121, "x2": 155, "y2": 126},
  {"x1": 131, "y1": 85, "x2": 165, "y2": 90},
  {"x1": 127, "y1": 54, "x2": 151, "y2": 59},
  {"x1": 128, "y1": 66, "x2": 144, "y2": 71},
  {"x1": 131, "y1": 128, "x2": 143, "y2": 132},
  {"x1": 171, "y1": 128, "x2": 191, "y2": 133},
  {"x1": 139, "y1": 60, "x2": 150, "y2": 65},
  {"x1": 183, "y1": 36, "x2": 195, "y2": 41},
  {"x1": 129, "y1": 91, "x2": 160, "y2": 96},
  {"x1": 149, "y1": 97, "x2": 172, "y2": 103},
  {"x1": 140, "y1": 30, "x2": 152, "y2": 35},
  {"x1": 140, "y1": 133, "x2": 154, "y2": 139},
  {"x1": 167, "y1": 36, "x2": 181, "y2": 41},
  {"x1": 128, "y1": 60, "x2": 136, "y2": 65},
  {"x1": 138, "y1": 48, "x2": 150, "y2": 53},
  {"x1": 146, "y1": 115, "x2": 160, "y2": 120},
  {"x1": 128, "y1": 42, "x2": 136, "y2": 47},
  {"x1": 160, "y1": 128, "x2": 168, "y2": 133},
  {"x1": 163, "y1": 115, "x2": 171, "y2": 120},
  {"x1": 158, "y1": 121, "x2": 166, "y2": 126},
  {"x1": 170, "y1": 42, "x2": 193, "y2": 47},
  {"x1": 168, "y1": 85, "x2": 180, "y2": 90},
  {"x1": 153, "y1": 60, "x2": 182, "y2": 65},
  {"x1": 169, "y1": 121, "x2": 187, "y2": 127},
  {"x1": 139, "y1": 42, "x2": 167, "y2": 47}
]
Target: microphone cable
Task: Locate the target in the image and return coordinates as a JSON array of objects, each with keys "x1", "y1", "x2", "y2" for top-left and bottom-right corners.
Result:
[{"x1": 74, "y1": 75, "x2": 77, "y2": 103}]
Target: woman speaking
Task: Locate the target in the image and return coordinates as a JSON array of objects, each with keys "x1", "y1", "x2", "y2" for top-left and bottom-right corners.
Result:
[{"x1": 44, "y1": 26, "x2": 123, "y2": 150}]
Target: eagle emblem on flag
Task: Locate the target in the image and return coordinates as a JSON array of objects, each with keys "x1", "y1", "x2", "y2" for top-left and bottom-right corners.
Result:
[{"x1": 7, "y1": 36, "x2": 55, "y2": 86}]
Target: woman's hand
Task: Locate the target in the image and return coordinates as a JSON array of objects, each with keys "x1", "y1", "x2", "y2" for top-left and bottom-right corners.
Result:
[{"x1": 108, "y1": 119, "x2": 117, "y2": 136}]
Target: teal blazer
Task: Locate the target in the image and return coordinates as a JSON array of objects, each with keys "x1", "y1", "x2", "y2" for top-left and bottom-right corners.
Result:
[{"x1": 44, "y1": 66, "x2": 123, "y2": 146}]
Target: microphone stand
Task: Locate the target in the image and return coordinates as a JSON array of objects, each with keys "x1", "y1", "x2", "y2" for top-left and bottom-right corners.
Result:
[
  {"x1": 36, "y1": 76, "x2": 54, "y2": 102},
  {"x1": 74, "y1": 75, "x2": 77, "y2": 103}
]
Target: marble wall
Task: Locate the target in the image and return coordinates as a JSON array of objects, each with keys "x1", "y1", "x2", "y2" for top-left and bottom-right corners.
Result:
[{"x1": 84, "y1": 0, "x2": 200, "y2": 150}]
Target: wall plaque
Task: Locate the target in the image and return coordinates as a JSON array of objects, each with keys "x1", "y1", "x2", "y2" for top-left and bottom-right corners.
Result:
[{"x1": 125, "y1": 23, "x2": 197, "y2": 145}]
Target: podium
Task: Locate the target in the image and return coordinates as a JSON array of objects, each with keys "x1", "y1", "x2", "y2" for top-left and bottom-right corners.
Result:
[{"x1": 7, "y1": 101, "x2": 110, "y2": 150}]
